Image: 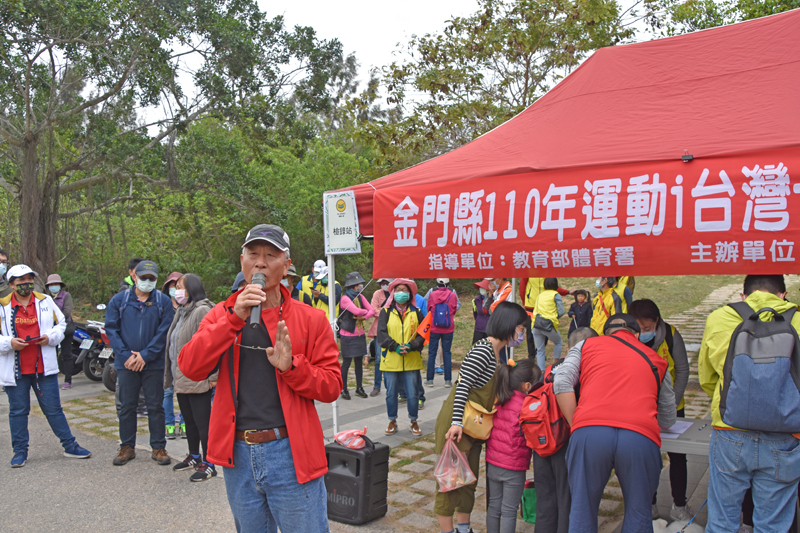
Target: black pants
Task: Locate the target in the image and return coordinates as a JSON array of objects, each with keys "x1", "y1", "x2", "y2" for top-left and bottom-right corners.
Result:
[
  {"x1": 533, "y1": 443, "x2": 571, "y2": 533},
  {"x1": 176, "y1": 390, "x2": 213, "y2": 460},
  {"x1": 117, "y1": 368, "x2": 166, "y2": 449},
  {"x1": 653, "y1": 408, "x2": 687, "y2": 506},
  {"x1": 472, "y1": 330, "x2": 488, "y2": 344},
  {"x1": 341, "y1": 357, "x2": 363, "y2": 390},
  {"x1": 60, "y1": 322, "x2": 76, "y2": 383},
  {"x1": 523, "y1": 312, "x2": 537, "y2": 359}
]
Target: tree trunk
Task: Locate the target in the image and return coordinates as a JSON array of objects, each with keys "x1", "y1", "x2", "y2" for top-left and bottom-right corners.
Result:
[{"x1": 19, "y1": 136, "x2": 45, "y2": 274}]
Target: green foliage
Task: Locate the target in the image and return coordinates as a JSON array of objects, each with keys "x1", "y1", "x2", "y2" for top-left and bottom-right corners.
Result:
[
  {"x1": 643, "y1": 0, "x2": 800, "y2": 35},
  {"x1": 364, "y1": 0, "x2": 633, "y2": 168}
]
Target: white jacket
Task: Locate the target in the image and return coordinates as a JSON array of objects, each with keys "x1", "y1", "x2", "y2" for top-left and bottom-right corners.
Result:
[{"x1": 0, "y1": 291, "x2": 66, "y2": 386}]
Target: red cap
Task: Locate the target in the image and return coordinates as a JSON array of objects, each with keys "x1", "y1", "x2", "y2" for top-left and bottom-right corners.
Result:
[
  {"x1": 161, "y1": 271, "x2": 183, "y2": 292},
  {"x1": 474, "y1": 279, "x2": 491, "y2": 290}
]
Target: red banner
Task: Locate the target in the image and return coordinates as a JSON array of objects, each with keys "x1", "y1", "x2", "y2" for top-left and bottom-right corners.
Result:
[{"x1": 373, "y1": 148, "x2": 800, "y2": 278}]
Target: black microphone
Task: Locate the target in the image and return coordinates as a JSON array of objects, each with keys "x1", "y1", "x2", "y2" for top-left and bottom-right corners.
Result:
[{"x1": 249, "y1": 272, "x2": 266, "y2": 328}]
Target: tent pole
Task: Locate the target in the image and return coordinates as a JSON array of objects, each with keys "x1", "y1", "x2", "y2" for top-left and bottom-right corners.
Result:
[
  {"x1": 510, "y1": 278, "x2": 516, "y2": 361},
  {"x1": 328, "y1": 253, "x2": 339, "y2": 435}
]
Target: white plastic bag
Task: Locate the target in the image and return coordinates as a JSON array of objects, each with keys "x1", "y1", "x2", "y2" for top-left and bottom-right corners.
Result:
[{"x1": 434, "y1": 439, "x2": 477, "y2": 492}]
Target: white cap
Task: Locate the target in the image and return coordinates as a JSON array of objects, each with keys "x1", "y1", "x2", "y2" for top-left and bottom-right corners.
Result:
[
  {"x1": 314, "y1": 262, "x2": 329, "y2": 280},
  {"x1": 436, "y1": 278, "x2": 450, "y2": 284},
  {"x1": 7, "y1": 264, "x2": 37, "y2": 282}
]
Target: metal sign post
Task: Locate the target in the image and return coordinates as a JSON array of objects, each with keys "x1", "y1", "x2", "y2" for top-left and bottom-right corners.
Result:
[
  {"x1": 510, "y1": 278, "x2": 516, "y2": 360},
  {"x1": 322, "y1": 190, "x2": 361, "y2": 435}
]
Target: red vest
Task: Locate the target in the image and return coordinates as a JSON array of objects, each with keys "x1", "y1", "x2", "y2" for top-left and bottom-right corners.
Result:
[{"x1": 571, "y1": 331, "x2": 668, "y2": 446}]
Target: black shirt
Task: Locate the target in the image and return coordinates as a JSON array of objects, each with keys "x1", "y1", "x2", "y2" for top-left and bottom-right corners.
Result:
[{"x1": 235, "y1": 318, "x2": 286, "y2": 431}]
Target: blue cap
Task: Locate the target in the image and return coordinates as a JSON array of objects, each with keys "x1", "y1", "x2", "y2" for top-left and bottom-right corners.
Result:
[{"x1": 231, "y1": 272, "x2": 246, "y2": 294}]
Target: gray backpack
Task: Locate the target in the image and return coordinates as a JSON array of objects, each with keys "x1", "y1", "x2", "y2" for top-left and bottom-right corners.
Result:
[{"x1": 719, "y1": 302, "x2": 800, "y2": 432}]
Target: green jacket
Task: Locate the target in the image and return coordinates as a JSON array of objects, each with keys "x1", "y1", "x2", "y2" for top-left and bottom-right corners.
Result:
[{"x1": 698, "y1": 291, "x2": 800, "y2": 429}]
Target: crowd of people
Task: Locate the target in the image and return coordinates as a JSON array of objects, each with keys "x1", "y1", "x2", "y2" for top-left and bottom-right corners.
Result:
[{"x1": 2, "y1": 228, "x2": 799, "y2": 533}]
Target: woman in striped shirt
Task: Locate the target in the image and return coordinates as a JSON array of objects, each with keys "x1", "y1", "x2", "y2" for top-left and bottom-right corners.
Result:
[{"x1": 433, "y1": 301, "x2": 529, "y2": 533}]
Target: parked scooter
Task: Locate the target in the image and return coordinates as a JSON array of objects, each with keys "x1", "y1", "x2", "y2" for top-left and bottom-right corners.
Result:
[{"x1": 73, "y1": 319, "x2": 113, "y2": 382}]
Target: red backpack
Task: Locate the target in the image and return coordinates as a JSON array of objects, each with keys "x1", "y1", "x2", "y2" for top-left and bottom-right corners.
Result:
[{"x1": 520, "y1": 362, "x2": 571, "y2": 457}]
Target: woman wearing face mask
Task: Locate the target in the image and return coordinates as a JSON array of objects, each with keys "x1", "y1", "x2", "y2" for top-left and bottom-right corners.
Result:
[
  {"x1": 532, "y1": 277, "x2": 566, "y2": 370},
  {"x1": 433, "y1": 301, "x2": 529, "y2": 533},
  {"x1": 366, "y1": 278, "x2": 393, "y2": 397},
  {"x1": 377, "y1": 279, "x2": 425, "y2": 436},
  {"x1": 628, "y1": 298, "x2": 691, "y2": 521},
  {"x1": 338, "y1": 272, "x2": 377, "y2": 400},
  {"x1": 472, "y1": 279, "x2": 491, "y2": 344},
  {"x1": 160, "y1": 271, "x2": 183, "y2": 439},
  {"x1": 164, "y1": 274, "x2": 217, "y2": 482},
  {"x1": 46, "y1": 274, "x2": 75, "y2": 389}
]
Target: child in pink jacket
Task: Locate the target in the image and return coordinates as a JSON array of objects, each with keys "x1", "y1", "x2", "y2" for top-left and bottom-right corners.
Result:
[{"x1": 485, "y1": 359, "x2": 541, "y2": 533}]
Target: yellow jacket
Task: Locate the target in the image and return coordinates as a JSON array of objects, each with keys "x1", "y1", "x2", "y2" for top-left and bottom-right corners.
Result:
[
  {"x1": 299, "y1": 275, "x2": 341, "y2": 316},
  {"x1": 534, "y1": 289, "x2": 562, "y2": 329},
  {"x1": 590, "y1": 288, "x2": 626, "y2": 334},
  {"x1": 699, "y1": 291, "x2": 800, "y2": 429},
  {"x1": 524, "y1": 278, "x2": 545, "y2": 310},
  {"x1": 376, "y1": 304, "x2": 425, "y2": 372}
]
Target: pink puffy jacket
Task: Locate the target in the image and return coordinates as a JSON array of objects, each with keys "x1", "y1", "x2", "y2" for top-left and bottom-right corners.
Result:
[{"x1": 485, "y1": 390, "x2": 532, "y2": 471}]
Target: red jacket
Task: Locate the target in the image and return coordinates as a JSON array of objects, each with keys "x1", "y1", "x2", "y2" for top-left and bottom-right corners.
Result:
[{"x1": 178, "y1": 284, "x2": 342, "y2": 483}]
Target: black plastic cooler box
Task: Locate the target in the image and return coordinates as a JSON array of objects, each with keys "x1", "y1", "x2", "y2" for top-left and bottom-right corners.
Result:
[{"x1": 325, "y1": 437, "x2": 390, "y2": 525}]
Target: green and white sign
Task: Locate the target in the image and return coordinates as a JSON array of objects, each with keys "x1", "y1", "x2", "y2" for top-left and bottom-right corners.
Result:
[{"x1": 323, "y1": 190, "x2": 361, "y2": 255}]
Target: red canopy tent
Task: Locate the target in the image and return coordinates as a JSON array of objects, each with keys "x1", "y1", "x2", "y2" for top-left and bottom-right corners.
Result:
[{"x1": 343, "y1": 10, "x2": 800, "y2": 278}]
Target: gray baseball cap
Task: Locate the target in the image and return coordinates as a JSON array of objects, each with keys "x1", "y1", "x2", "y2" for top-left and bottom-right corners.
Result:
[{"x1": 134, "y1": 260, "x2": 159, "y2": 278}]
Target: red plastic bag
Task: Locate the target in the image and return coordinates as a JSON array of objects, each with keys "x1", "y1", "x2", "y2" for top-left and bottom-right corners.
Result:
[
  {"x1": 434, "y1": 439, "x2": 478, "y2": 492},
  {"x1": 334, "y1": 427, "x2": 368, "y2": 450}
]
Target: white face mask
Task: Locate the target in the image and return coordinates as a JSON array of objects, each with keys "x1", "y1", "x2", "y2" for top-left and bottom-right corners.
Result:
[
  {"x1": 280, "y1": 279, "x2": 290, "y2": 289},
  {"x1": 136, "y1": 279, "x2": 157, "y2": 293},
  {"x1": 381, "y1": 284, "x2": 389, "y2": 291},
  {"x1": 479, "y1": 288, "x2": 487, "y2": 296}
]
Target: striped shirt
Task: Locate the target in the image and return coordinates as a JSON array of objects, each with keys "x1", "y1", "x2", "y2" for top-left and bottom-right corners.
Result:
[{"x1": 452, "y1": 339, "x2": 497, "y2": 426}]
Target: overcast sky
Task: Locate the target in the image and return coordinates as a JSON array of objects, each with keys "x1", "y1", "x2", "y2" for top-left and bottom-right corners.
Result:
[{"x1": 259, "y1": 0, "x2": 481, "y2": 80}]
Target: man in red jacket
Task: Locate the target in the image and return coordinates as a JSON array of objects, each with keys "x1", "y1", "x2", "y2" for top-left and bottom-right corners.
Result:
[{"x1": 179, "y1": 224, "x2": 342, "y2": 533}]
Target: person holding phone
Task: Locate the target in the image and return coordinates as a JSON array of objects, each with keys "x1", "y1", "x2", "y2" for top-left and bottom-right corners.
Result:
[{"x1": 0, "y1": 264, "x2": 91, "y2": 467}]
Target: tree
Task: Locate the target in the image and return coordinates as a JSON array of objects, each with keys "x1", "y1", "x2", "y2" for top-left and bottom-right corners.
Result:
[
  {"x1": 640, "y1": 0, "x2": 800, "y2": 34},
  {"x1": 365, "y1": 0, "x2": 633, "y2": 168},
  {"x1": 0, "y1": 0, "x2": 342, "y2": 273}
]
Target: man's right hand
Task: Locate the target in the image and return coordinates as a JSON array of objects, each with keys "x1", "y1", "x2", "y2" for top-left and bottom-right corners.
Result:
[
  {"x1": 11, "y1": 338, "x2": 28, "y2": 351},
  {"x1": 233, "y1": 284, "x2": 267, "y2": 321}
]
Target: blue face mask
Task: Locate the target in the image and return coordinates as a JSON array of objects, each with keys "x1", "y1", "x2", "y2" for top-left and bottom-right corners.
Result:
[
  {"x1": 49, "y1": 285, "x2": 61, "y2": 294},
  {"x1": 394, "y1": 292, "x2": 410, "y2": 304},
  {"x1": 0, "y1": 264, "x2": 6, "y2": 278},
  {"x1": 169, "y1": 287, "x2": 176, "y2": 299},
  {"x1": 320, "y1": 277, "x2": 328, "y2": 286},
  {"x1": 595, "y1": 279, "x2": 602, "y2": 289},
  {"x1": 639, "y1": 330, "x2": 655, "y2": 343}
]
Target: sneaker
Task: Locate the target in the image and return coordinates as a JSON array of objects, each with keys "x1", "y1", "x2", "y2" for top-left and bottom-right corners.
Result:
[
  {"x1": 424, "y1": 379, "x2": 434, "y2": 387},
  {"x1": 419, "y1": 399, "x2": 425, "y2": 410},
  {"x1": 445, "y1": 380, "x2": 452, "y2": 387},
  {"x1": 669, "y1": 503, "x2": 692, "y2": 522},
  {"x1": 166, "y1": 425, "x2": 177, "y2": 440},
  {"x1": 435, "y1": 367, "x2": 444, "y2": 374},
  {"x1": 410, "y1": 420, "x2": 422, "y2": 436},
  {"x1": 112, "y1": 445, "x2": 136, "y2": 466},
  {"x1": 341, "y1": 390, "x2": 351, "y2": 400},
  {"x1": 385, "y1": 420, "x2": 398, "y2": 435},
  {"x1": 651, "y1": 503, "x2": 659, "y2": 520},
  {"x1": 151, "y1": 447, "x2": 171, "y2": 465},
  {"x1": 190, "y1": 462, "x2": 217, "y2": 482},
  {"x1": 369, "y1": 388, "x2": 381, "y2": 397},
  {"x1": 737, "y1": 526, "x2": 754, "y2": 533},
  {"x1": 398, "y1": 396, "x2": 407, "y2": 404},
  {"x1": 355, "y1": 388, "x2": 368, "y2": 398},
  {"x1": 173, "y1": 454, "x2": 201, "y2": 472},
  {"x1": 63, "y1": 443, "x2": 91, "y2": 459},
  {"x1": 10, "y1": 452, "x2": 27, "y2": 468},
  {"x1": 180, "y1": 423, "x2": 187, "y2": 439},
  {"x1": 136, "y1": 408, "x2": 148, "y2": 418},
  {"x1": 61, "y1": 382, "x2": 72, "y2": 390}
]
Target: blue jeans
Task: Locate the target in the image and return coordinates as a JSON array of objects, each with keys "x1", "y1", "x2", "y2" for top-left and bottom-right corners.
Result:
[
  {"x1": 5, "y1": 373, "x2": 76, "y2": 454},
  {"x1": 371, "y1": 340, "x2": 383, "y2": 390},
  {"x1": 118, "y1": 368, "x2": 166, "y2": 449},
  {"x1": 427, "y1": 332, "x2": 453, "y2": 381},
  {"x1": 566, "y1": 426, "x2": 661, "y2": 533},
  {"x1": 224, "y1": 438, "x2": 329, "y2": 533},
  {"x1": 533, "y1": 327, "x2": 562, "y2": 370},
  {"x1": 164, "y1": 387, "x2": 175, "y2": 426},
  {"x1": 385, "y1": 371, "x2": 419, "y2": 422},
  {"x1": 707, "y1": 428, "x2": 800, "y2": 532}
]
